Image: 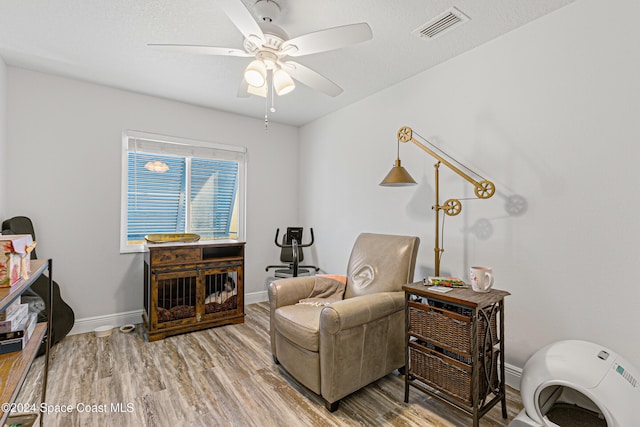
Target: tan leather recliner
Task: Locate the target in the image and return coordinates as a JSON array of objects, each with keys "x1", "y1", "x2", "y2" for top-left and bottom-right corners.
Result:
[{"x1": 268, "y1": 233, "x2": 420, "y2": 411}]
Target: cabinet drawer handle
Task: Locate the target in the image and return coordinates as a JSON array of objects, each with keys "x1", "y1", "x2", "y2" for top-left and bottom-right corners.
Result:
[{"x1": 198, "y1": 263, "x2": 242, "y2": 271}]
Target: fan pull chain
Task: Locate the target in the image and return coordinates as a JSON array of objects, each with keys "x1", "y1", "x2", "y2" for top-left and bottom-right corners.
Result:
[
  {"x1": 270, "y1": 75, "x2": 276, "y2": 113},
  {"x1": 264, "y1": 71, "x2": 276, "y2": 130},
  {"x1": 264, "y1": 86, "x2": 269, "y2": 130}
]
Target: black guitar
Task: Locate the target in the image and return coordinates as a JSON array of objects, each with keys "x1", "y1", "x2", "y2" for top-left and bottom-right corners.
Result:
[{"x1": 1, "y1": 216, "x2": 75, "y2": 355}]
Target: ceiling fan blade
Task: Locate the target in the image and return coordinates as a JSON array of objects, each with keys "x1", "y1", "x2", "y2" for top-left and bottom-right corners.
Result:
[
  {"x1": 217, "y1": 0, "x2": 265, "y2": 43},
  {"x1": 148, "y1": 44, "x2": 251, "y2": 57},
  {"x1": 282, "y1": 61, "x2": 343, "y2": 97},
  {"x1": 282, "y1": 23, "x2": 372, "y2": 57}
]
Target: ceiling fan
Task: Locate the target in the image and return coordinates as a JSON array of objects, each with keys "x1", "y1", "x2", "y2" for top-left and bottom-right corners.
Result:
[{"x1": 149, "y1": 0, "x2": 373, "y2": 99}]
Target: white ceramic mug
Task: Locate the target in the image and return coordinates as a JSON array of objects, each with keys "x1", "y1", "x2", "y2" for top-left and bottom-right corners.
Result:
[{"x1": 470, "y1": 266, "x2": 494, "y2": 293}]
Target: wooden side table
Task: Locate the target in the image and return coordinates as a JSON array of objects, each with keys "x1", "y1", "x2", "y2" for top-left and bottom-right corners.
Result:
[{"x1": 403, "y1": 282, "x2": 510, "y2": 427}]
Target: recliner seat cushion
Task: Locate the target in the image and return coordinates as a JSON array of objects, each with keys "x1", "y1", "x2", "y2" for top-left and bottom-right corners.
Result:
[{"x1": 274, "y1": 304, "x2": 323, "y2": 352}]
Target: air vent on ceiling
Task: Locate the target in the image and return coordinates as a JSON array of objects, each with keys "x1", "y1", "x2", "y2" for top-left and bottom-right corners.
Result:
[{"x1": 413, "y1": 7, "x2": 469, "y2": 40}]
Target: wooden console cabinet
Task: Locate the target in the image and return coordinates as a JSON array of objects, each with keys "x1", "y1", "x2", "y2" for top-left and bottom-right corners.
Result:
[
  {"x1": 143, "y1": 240, "x2": 245, "y2": 341},
  {"x1": 403, "y1": 282, "x2": 509, "y2": 427}
]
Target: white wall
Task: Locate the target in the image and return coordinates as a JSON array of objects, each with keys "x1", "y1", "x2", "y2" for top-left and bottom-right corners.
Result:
[
  {"x1": 299, "y1": 0, "x2": 640, "y2": 373},
  {"x1": 0, "y1": 58, "x2": 6, "y2": 218},
  {"x1": 6, "y1": 68, "x2": 298, "y2": 321}
]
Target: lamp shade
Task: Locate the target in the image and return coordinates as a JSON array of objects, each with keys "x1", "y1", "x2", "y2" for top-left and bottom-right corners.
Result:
[
  {"x1": 273, "y1": 69, "x2": 295, "y2": 95},
  {"x1": 247, "y1": 82, "x2": 268, "y2": 98},
  {"x1": 244, "y1": 60, "x2": 267, "y2": 87},
  {"x1": 379, "y1": 159, "x2": 417, "y2": 186}
]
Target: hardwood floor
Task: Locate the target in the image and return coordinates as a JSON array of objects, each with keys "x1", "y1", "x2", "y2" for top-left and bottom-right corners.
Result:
[{"x1": 15, "y1": 302, "x2": 523, "y2": 426}]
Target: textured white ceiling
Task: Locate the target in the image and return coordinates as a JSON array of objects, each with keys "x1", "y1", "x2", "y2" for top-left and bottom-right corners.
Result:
[{"x1": 0, "y1": 0, "x2": 575, "y2": 126}]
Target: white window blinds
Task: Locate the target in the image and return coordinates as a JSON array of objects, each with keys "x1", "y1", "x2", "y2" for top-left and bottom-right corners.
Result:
[{"x1": 121, "y1": 131, "x2": 246, "y2": 253}]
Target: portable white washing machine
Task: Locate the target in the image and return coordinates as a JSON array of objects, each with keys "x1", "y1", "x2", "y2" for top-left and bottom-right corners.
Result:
[{"x1": 509, "y1": 340, "x2": 639, "y2": 426}]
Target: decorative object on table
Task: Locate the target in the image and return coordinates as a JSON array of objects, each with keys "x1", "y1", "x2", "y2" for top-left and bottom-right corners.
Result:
[
  {"x1": 380, "y1": 126, "x2": 496, "y2": 276},
  {"x1": 469, "y1": 266, "x2": 494, "y2": 293},
  {"x1": 428, "y1": 286, "x2": 454, "y2": 293},
  {"x1": 144, "y1": 233, "x2": 200, "y2": 244},
  {"x1": 427, "y1": 276, "x2": 466, "y2": 287},
  {"x1": 0, "y1": 234, "x2": 35, "y2": 287}
]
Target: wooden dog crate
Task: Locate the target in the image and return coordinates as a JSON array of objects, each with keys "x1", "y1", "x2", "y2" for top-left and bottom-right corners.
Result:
[{"x1": 143, "y1": 240, "x2": 245, "y2": 341}]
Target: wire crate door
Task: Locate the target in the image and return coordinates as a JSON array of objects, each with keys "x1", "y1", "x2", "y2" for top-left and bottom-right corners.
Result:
[
  {"x1": 151, "y1": 269, "x2": 199, "y2": 327},
  {"x1": 202, "y1": 266, "x2": 242, "y2": 318}
]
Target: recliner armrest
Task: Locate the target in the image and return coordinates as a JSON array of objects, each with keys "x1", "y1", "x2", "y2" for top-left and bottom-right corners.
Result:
[
  {"x1": 268, "y1": 276, "x2": 317, "y2": 360},
  {"x1": 320, "y1": 291, "x2": 404, "y2": 334},
  {"x1": 268, "y1": 276, "x2": 316, "y2": 309}
]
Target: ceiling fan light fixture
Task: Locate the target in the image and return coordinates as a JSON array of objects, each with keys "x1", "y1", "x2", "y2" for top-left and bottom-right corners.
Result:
[
  {"x1": 273, "y1": 69, "x2": 295, "y2": 95},
  {"x1": 256, "y1": 50, "x2": 278, "y2": 70},
  {"x1": 247, "y1": 82, "x2": 268, "y2": 97},
  {"x1": 244, "y1": 60, "x2": 267, "y2": 87},
  {"x1": 144, "y1": 160, "x2": 170, "y2": 173}
]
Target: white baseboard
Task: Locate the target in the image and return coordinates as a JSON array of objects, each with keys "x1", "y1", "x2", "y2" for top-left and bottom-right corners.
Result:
[
  {"x1": 504, "y1": 362, "x2": 523, "y2": 390},
  {"x1": 245, "y1": 290, "x2": 268, "y2": 304},
  {"x1": 69, "y1": 309, "x2": 143, "y2": 336},
  {"x1": 69, "y1": 291, "x2": 270, "y2": 336}
]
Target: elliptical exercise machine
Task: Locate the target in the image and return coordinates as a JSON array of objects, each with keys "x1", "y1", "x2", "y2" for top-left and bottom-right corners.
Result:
[{"x1": 265, "y1": 227, "x2": 319, "y2": 278}]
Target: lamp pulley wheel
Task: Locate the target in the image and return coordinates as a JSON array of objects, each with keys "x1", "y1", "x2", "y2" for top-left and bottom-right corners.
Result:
[
  {"x1": 397, "y1": 126, "x2": 412, "y2": 143},
  {"x1": 443, "y1": 199, "x2": 462, "y2": 216},
  {"x1": 475, "y1": 180, "x2": 495, "y2": 199}
]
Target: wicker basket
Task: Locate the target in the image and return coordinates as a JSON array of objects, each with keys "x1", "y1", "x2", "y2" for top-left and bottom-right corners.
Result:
[
  {"x1": 409, "y1": 341, "x2": 498, "y2": 405},
  {"x1": 408, "y1": 300, "x2": 497, "y2": 355}
]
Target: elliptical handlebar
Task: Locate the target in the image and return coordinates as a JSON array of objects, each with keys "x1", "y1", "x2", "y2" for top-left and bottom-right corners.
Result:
[
  {"x1": 273, "y1": 227, "x2": 315, "y2": 248},
  {"x1": 302, "y1": 228, "x2": 314, "y2": 248},
  {"x1": 274, "y1": 228, "x2": 281, "y2": 247}
]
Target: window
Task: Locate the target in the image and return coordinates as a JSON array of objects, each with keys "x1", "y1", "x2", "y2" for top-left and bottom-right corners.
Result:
[{"x1": 121, "y1": 131, "x2": 246, "y2": 253}]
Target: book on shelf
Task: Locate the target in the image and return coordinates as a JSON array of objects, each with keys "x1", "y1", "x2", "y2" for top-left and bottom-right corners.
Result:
[
  {"x1": 427, "y1": 276, "x2": 466, "y2": 287},
  {"x1": 0, "y1": 312, "x2": 37, "y2": 355},
  {"x1": 0, "y1": 309, "x2": 35, "y2": 341},
  {"x1": 0, "y1": 298, "x2": 22, "y2": 320},
  {"x1": 0, "y1": 303, "x2": 29, "y2": 333},
  {"x1": 429, "y1": 286, "x2": 454, "y2": 293}
]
